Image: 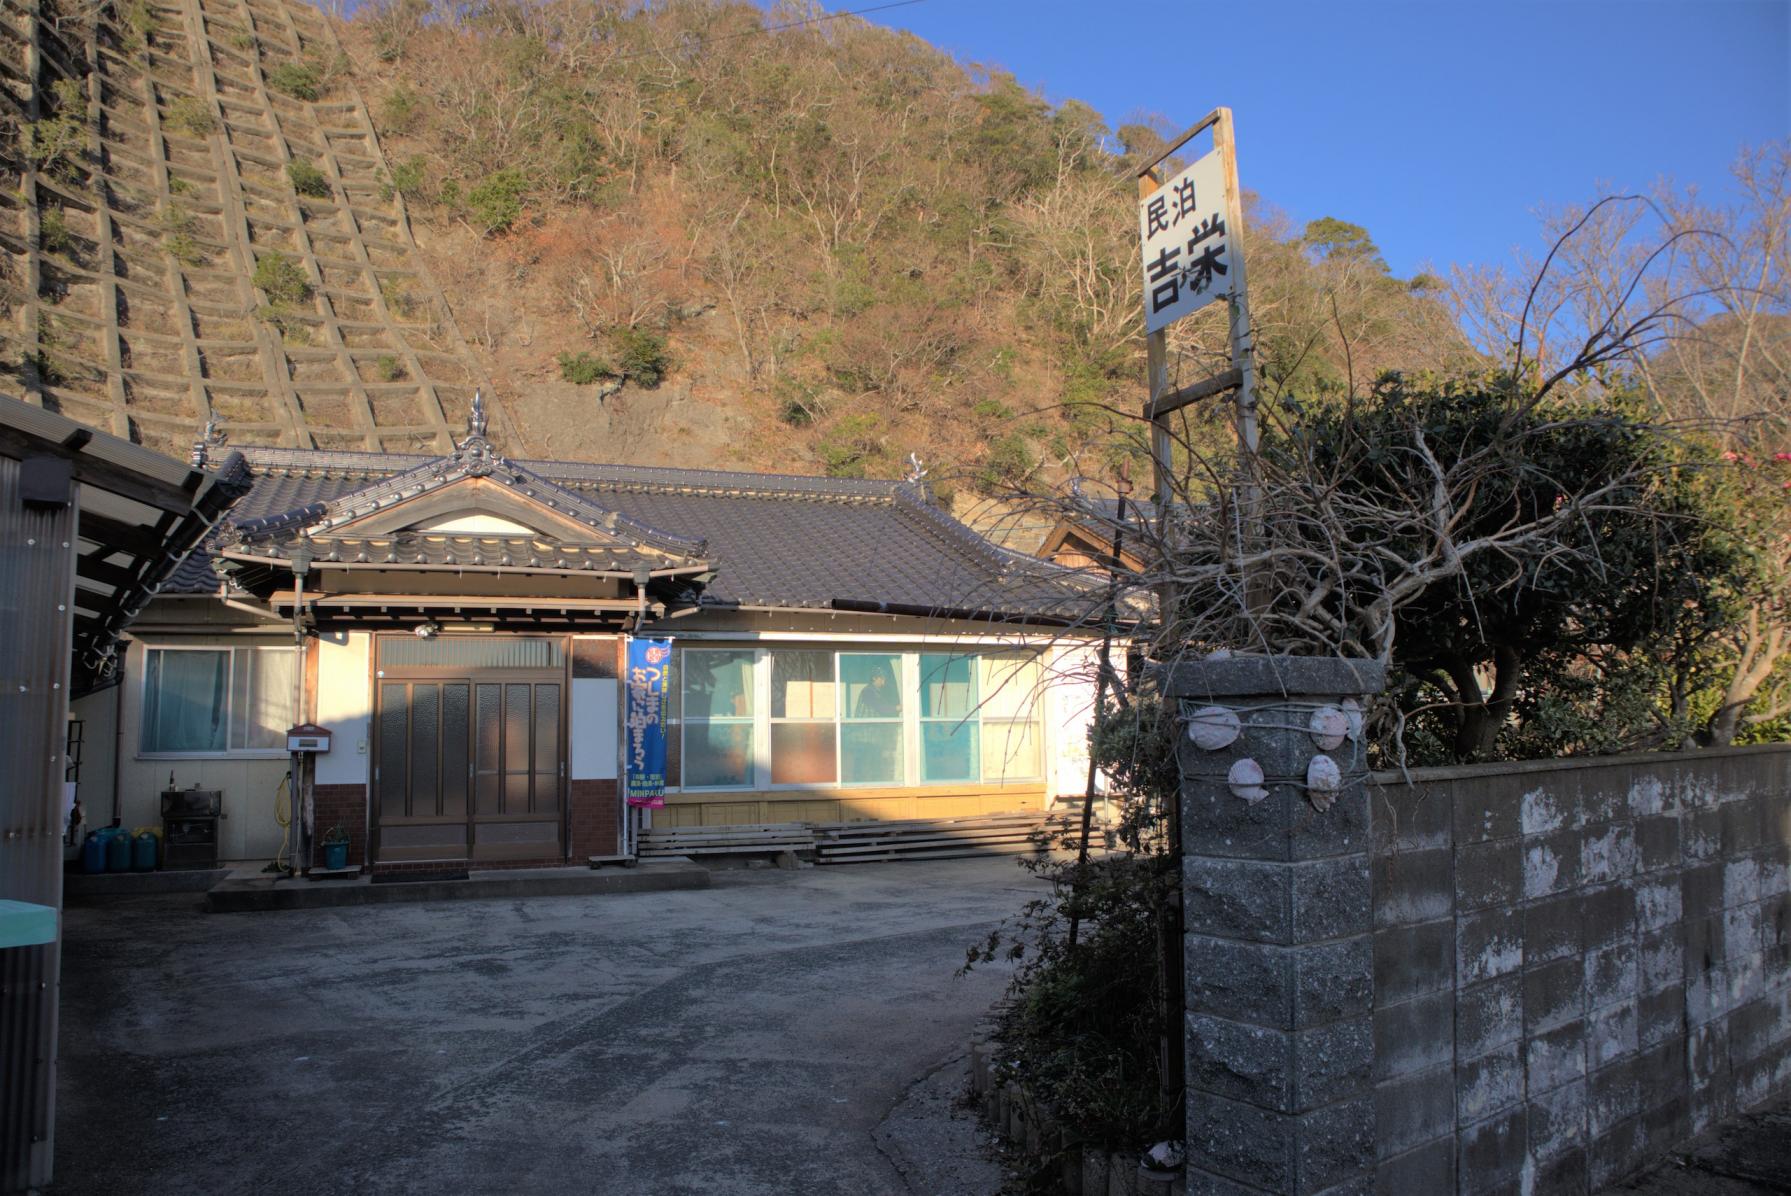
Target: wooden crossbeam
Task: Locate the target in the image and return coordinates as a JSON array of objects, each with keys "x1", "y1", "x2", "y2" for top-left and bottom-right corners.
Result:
[{"x1": 1143, "y1": 365, "x2": 1244, "y2": 421}]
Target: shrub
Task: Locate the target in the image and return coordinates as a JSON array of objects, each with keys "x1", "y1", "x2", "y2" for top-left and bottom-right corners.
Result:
[
  {"x1": 466, "y1": 168, "x2": 528, "y2": 234},
  {"x1": 382, "y1": 85, "x2": 420, "y2": 132},
  {"x1": 964, "y1": 696, "x2": 1183, "y2": 1159},
  {"x1": 120, "y1": 0, "x2": 156, "y2": 49},
  {"x1": 375, "y1": 354, "x2": 404, "y2": 381},
  {"x1": 252, "y1": 251, "x2": 311, "y2": 307},
  {"x1": 976, "y1": 432, "x2": 1033, "y2": 493},
  {"x1": 22, "y1": 79, "x2": 89, "y2": 175},
  {"x1": 557, "y1": 351, "x2": 611, "y2": 385},
  {"x1": 380, "y1": 155, "x2": 427, "y2": 202},
  {"x1": 39, "y1": 207, "x2": 71, "y2": 254},
  {"x1": 773, "y1": 376, "x2": 825, "y2": 426},
  {"x1": 165, "y1": 97, "x2": 216, "y2": 137},
  {"x1": 379, "y1": 276, "x2": 417, "y2": 318},
  {"x1": 266, "y1": 62, "x2": 321, "y2": 101},
  {"x1": 286, "y1": 160, "x2": 330, "y2": 197},
  {"x1": 817, "y1": 412, "x2": 883, "y2": 478},
  {"x1": 609, "y1": 327, "x2": 668, "y2": 388}
]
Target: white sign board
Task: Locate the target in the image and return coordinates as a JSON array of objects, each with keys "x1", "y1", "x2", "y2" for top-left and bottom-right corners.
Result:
[{"x1": 1138, "y1": 148, "x2": 1232, "y2": 333}]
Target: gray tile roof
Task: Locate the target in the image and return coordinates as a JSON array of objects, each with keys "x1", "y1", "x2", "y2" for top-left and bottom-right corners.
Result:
[{"x1": 168, "y1": 447, "x2": 1099, "y2": 622}]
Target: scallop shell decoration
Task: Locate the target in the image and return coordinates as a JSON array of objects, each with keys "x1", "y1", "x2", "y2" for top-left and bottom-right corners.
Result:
[
  {"x1": 1305, "y1": 753, "x2": 1342, "y2": 812},
  {"x1": 1340, "y1": 697, "x2": 1365, "y2": 742},
  {"x1": 1228, "y1": 757, "x2": 1269, "y2": 803},
  {"x1": 1308, "y1": 706, "x2": 1349, "y2": 751},
  {"x1": 1186, "y1": 706, "x2": 1242, "y2": 751}
]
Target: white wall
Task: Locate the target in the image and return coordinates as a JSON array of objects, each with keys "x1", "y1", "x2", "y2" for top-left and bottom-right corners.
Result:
[
  {"x1": 1048, "y1": 641, "x2": 1105, "y2": 800},
  {"x1": 115, "y1": 637, "x2": 292, "y2": 862},
  {"x1": 315, "y1": 631, "x2": 371, "y2": 786},
  {"x1": 570, "y1": 678, "x2": 619, "y2": 780}
]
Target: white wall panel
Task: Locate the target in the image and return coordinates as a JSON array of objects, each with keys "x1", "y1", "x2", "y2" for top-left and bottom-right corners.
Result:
[{"x1": 571, "y1": 678, "x2": 619, "y2": 780}]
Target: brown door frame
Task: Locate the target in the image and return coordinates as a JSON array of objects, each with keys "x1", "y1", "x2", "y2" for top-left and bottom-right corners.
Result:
[{"x1": 370, "y1": 633, "x2": 571, "y2": 864}]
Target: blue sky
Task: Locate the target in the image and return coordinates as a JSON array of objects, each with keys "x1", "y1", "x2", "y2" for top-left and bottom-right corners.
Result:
[{"x1": 834, "y1": 0, "x2": 1790, "y2": 279}]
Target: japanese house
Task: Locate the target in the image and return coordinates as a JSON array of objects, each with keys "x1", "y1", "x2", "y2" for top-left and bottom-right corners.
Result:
[{"x1": 70, "y1": 397, "x2": 1109, "y2": 871}]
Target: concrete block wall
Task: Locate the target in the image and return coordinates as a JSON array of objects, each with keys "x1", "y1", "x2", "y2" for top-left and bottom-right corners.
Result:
[{"x1": 1369, "y1": 745, "x2": 1791, "y2": 1194}]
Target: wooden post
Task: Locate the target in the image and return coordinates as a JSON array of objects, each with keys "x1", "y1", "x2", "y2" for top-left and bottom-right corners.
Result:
[
  {"x1": 1140, "y1": 166, "x2": 1173, "y2": 518},
  {"x1": 1212, "y1": 110, "x2": 1264, "y2": 612},
  {"x1": 1136, "y1": 108, "x2": 1262, "y2": 611}
]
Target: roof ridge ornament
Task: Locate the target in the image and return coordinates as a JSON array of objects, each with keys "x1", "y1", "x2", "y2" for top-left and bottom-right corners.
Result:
[{"x1": 454, "y1": 388, "x2": 500, "y2": 477}]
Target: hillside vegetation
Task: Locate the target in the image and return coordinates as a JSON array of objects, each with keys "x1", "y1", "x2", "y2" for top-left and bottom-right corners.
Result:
[{"x1": 336, "y1": 0, "x2": 1466, "y2": 492}]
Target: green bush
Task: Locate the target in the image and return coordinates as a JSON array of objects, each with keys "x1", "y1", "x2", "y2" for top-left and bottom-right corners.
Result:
[
  {"x1": 964, "y1": 696, "x2": 1183, "y2": 1160},
  {"x1": 379, "y1": 277, "x2": 417, "y2": 318},
  {"x1": 22, "y1": 79, "x2": 89, "y2": 175},
  {"x1": 252, "y1": 251, "x2": 311, "y2": 307},
  {"x1": 165, "y1": 97, "x2": 216, "y2": 137},
  {"x1": 39, "y1": 207, "x2": 71, "y2": 254},
  {"x1": 817, "y1": 412, "x2": 883, "y2": 478},
  {"x1": 164, "y1": 229, "x2": 203, "y2": 266},
  {"x1": 466, "y1": 168, "x2": 529, "y2": 234},
  {"x1": 557, "y1": 351, "x2": 612, "y2": 385},
  {"x1": 609, "y1": 327, "x2": 669, "y2": 388},
  {"x1": 375, "y1": 354, "x2": 404, "y2": 381},
  {"x1": 975, "y1": 432, "x2": 1033, "y2": 493},
  {"x1": 382, "y1": 85, "x2": 420, "y2": 131},
  {"x1": 381, "y1": 155, "x2": 427, "y2": 202},
  {"x1": 773, "y1": 376, "x2": 825, "y2": 426},
  {"x1": 286, "y1": 160, "x2": 330, "y2": 197},
  {"x1": 266, "y1": 62, "x2": 321, "y2": 101}
]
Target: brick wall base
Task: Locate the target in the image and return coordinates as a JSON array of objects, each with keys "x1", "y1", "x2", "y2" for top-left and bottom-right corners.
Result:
[
  {"x1": 313, "y1": 783, "x2": 367, "y2": 868},
  {"x1": 569, "y1": 779, "x2": 620, "y2": 859}
]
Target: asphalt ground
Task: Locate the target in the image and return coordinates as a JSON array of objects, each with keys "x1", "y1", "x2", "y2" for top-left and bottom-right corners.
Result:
[{"x1": 51, "y1": 857, "x2": 1040, "y2": 1195}]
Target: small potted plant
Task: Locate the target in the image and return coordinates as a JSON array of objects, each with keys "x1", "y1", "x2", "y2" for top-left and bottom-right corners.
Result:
[{"x1": 320, "y1": 824, "x2": 350, "y2": 871}]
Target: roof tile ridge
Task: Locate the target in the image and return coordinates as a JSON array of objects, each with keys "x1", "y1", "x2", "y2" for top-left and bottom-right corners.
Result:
[
  {"x1": 884, "y1": 483, "x2": 1018, "y2": 577},
  {"x1": 524, "y1": 458, "x2": 907, "y2": 499},
  {"x1": 503, "y1": 459, "x2": 710, "y2": 560}
]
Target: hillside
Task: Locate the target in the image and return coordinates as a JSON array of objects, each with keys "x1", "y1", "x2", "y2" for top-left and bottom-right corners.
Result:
[
  {"x1": 4, "y1": 0, "x2": 1465, "y2": 489},
  {"x1": 341, "y1": 0, "x2": 1472, "y2": 491},
  {"x1": 0, "y1": 0, "x2": 521, "y2": 455}
]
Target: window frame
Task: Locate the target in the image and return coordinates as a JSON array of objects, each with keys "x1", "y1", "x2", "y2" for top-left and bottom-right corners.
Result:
[
  {"x1": 670, "y1": 645, "x2": 1048, "y2": 793},
  {"x1": 137, "y1": 642, "x2": 299, "y2": 759},
  {"x1": 678, "y1": 647, "x2": 760, "y2": 791}
]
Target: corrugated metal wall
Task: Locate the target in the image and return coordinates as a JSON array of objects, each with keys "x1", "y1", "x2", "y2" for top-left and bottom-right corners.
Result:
[{"x1": 0, "y1": 453, "x2": 77, "y2": 1192}]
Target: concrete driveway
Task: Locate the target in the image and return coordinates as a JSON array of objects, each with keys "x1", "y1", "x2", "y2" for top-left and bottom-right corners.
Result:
[{"x1": 53, "y1": 858, "x2": 1041, "y2": 1195}]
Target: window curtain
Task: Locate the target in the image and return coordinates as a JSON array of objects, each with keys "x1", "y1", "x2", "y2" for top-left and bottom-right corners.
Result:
[{"x1": 143, "y1": 650, "x2": 228, "y2": 753}]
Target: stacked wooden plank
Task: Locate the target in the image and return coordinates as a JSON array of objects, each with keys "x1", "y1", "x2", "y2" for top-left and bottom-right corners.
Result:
[
  {"x1": 638, "y1": 822, "x2": 816, "y2": 859},
  {"x1": 811, "y1": 811, "x2": 1062, "y2": 865}
]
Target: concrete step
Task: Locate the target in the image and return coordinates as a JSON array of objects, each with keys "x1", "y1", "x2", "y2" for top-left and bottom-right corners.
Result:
[{"x1": 205, "y1": 860, "x2": 710, "y2": 912}]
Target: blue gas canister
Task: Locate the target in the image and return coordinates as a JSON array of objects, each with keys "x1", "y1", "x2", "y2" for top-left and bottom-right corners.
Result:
[
  {"x1": 133, "y1": 832, "x2": 158, "y2": 872},
  {"x1": 82, "y1": 830, "x2": 107, "y2": 874},
  {"x1": 105, "y1": 828, "x2": 130, "y2": 872}
]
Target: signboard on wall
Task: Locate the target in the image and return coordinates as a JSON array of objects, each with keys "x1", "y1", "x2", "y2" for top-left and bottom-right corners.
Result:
[
  {"x1": 1138, "y1": 147, "x2": 1232, "y2": 333},
  {"x1": 624, "y1": 637, "x2": 672, "y2": 808}
]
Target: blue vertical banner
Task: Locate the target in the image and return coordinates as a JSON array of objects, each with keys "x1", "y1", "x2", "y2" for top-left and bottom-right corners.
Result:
[{"x1": 624, "y1": 637, "x2": 672, "y2": 808}]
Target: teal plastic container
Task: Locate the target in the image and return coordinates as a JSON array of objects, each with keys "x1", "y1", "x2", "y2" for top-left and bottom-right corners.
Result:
[
  {"x1": 81, "y1": 831, "x2": 107, "y2": 874},
  {"x1": 132, "y1": 832, "x2": 158, "y2": 872},
  {"x1": 104, "y1": 829, "x2": 130, "y2": 873},
  {"x1": 322, "y1": 840, "x2": 349, "y2": 871}
]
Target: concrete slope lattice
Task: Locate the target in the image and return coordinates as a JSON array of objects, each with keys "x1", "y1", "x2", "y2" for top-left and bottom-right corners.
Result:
[{"x1": 1, "y1": 0, "x2": 513, "y2": 454}]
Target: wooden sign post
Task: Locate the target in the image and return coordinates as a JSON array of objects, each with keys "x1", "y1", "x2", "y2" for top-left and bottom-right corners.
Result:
[{"x1": 1136, "y1": 107, "x2": 1258, "y2": 598}]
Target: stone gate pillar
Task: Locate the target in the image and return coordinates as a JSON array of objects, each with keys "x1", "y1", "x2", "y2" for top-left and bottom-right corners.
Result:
[{"x1": 1165, "y1": 655, "x2": 1384, "y2": 1196}]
